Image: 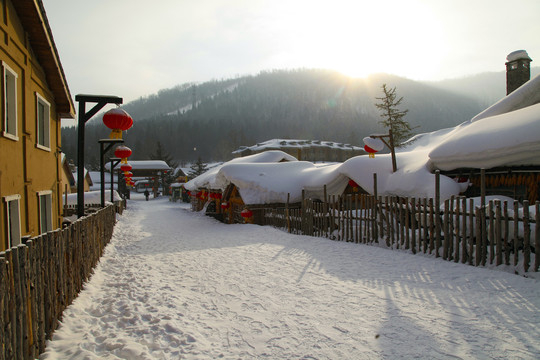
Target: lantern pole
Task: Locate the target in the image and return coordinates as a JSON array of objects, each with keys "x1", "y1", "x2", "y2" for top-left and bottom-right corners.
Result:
[
  {"x1": 75, "y1": 95, "x2": 123, "y2": 218},
  {"x1": 99, "y1": 139, "x2": 124, "y2": 208},
  {"x1": 109, "y1": 157, "x2": 122, "y2": 203},
  {"x1": 370, "y1": 129, "x2": 397, "y2": 173}
]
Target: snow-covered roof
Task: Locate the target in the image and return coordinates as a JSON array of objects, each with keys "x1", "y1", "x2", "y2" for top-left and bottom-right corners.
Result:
[
  {"x1": 105, "y1": 160, "x2": 170, "y2": 171},
  {"x1": 89, "y1": 171, "x2": 118, "y2": 184},
  {"x1": 506, "y1": 49, "x2": 532, "y2": 62},
  {"x1": 185, "y1": 151, "x2": 297, "y2": 191},
  {"x1": 64, "y1": 190, "x2": 122, "y2": 205},
  {"x1": 233, "y1": 139, "x2": 363, "y2": 154},
  {"x1": 186, "y1": 73, "x2": 540, "y2": 204}
]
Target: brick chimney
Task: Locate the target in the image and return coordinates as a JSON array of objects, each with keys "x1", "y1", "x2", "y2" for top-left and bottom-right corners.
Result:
[{"x1": 505, "y1": 50, "x2": 532, "y2": 95}]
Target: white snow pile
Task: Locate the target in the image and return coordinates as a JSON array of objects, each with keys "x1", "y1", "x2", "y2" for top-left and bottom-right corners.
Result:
[
  {"x1": 41, "y1": 196, "x2": 540, "y2": 359},
  {"x1": 185, "y1": 150, "x2": 297, "y2": 192},
  {"x1": 105, "y1": 160, "x2": 171, "y2": 171},
  {"x1": 64, "y1": 190, "x2": 122, "y2": 205},
  {"x1": 186, "y1": 73, "x2": 540, "y2": 204}
]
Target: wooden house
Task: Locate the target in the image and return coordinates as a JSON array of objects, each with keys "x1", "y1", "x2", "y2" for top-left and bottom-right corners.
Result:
[
  {"x1": 60, "y1": 153, "x2": 76, "y2": 194},
  {"x1": 434, "y1": 51, "x2": 540, "y2": 204},
  {"x1": 0, "y1": 0, "x2": 75, "y2": 250}
]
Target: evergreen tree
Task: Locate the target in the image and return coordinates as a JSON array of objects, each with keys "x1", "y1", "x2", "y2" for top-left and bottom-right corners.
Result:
[
  {"x1": 374, "y1": 84, "x2": 417, "y2": 147},
  {"x1": 188, "y1": 157, "x2": 208, "y2": 179},
  {"x1": 150, "y1": 141, "x2": 178, "y2": 168}
]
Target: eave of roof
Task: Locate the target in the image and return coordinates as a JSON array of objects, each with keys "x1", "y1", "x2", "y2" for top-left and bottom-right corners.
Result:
[{"x1": 12, "y1": 0, "x2": 75, "y2": 118}]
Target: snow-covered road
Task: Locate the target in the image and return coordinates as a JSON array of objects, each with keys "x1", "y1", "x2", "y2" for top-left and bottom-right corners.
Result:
[{"x1": 42, "y1": 195, "x2": 540, "y2": 359}]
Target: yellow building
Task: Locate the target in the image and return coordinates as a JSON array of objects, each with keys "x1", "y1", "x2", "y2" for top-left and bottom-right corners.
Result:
[{"x1": 1, "y1": 0, "x2": 75, "y2": 251}]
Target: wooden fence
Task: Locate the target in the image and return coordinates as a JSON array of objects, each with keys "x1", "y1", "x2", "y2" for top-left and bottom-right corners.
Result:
[
  {"x1": 0, "y1": 204, "x2": 119, "y2": 360},
  {"x1": 262, "y1": 193, "x2": 540, "y2": 274}
]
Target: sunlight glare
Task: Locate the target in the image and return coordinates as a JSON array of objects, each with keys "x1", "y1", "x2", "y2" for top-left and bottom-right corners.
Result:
[{"x1": 263, "y1": 0, "x2": 445, "y2": 80}]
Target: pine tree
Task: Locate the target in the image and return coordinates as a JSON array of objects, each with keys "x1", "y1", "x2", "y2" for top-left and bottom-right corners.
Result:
[
  {"x1": 375, "y1": 84, "x2": 417, "y2": 147},
  {"x1": 188, "y1": 157, "x2": 208, "y2": 179}
]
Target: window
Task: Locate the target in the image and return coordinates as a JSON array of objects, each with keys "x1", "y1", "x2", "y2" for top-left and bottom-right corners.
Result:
[
  {"x1": 36, "y1": 93, "x2": 51, "y2": 149},
  {"x1": 38, "y1": 191, "x2": 53, "y2": 234},
  {"x1": 2, "y1": 61, "x2": 18, "y2": 140},
  {"x1": 4, "y1": 194, "x2": 21, "y2": 247}
]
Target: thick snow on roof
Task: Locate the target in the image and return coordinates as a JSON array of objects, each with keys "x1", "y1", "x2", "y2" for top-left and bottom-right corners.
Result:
[
  {"x1": 233, "y1": 138, "x2": 363, "y2": 154},
  {"x1": 65, "y1": 190, "x2": 122, "y2": 205},
  {"x1": 428, "y1": 102, "x2": 540, "y2": 170},
  {"x1": 215, "y1": 162, "x2": 347, "y2": 204},
  {"x1": 506, "y1": 49, "x2": 532, "y2": 62},
  {"x1": 187, "y1": 74, "x2": 540, "y2": 204},
  {"x1": 185, "y1": 150, "x2": 297, "y2": 191},
  {"x1": 105, "y1": 160, "x2": 170, "y2": 171}
]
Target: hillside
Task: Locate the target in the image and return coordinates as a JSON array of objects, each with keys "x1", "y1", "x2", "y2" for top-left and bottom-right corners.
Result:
[{"x1": 62, "y1": 68, "x2": 529, "y2": 168}]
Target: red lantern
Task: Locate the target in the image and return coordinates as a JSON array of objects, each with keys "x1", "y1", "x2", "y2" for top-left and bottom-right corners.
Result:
[
  {"x1": 215, "y1": 193, "x2": 222, "y2": 200},
  {"x1": 114, "y1": 145, "x2": 132, "y2": 164},
  {"x1": 364, "y1": 145, "x2": 378, "y2": 158},
  {"x1": 124, "y1": 171, "x2": 133, "y2": 178},
  {"x1": 221, "y1": 202, "x2": 230, "y2": 210},
  {"x1": 240, "y1": 209, "x2": 253, "y2": 218},
  {"x1": 120, "y1": 164, "x2": 132, "y2": 173},
  {"x1": 103, "y1": 108, "x2": 133, "y2": 139}
]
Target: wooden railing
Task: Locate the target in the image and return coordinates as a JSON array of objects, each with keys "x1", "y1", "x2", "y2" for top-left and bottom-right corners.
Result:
[
  {"x1": 0, "y1": 204, "x2": 118, "y2": 360},
  {"x1": 262, "y1": 194, "x2": 539, "y2": 274}
]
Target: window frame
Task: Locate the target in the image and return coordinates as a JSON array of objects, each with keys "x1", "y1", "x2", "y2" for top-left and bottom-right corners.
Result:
[
  {"x1": 2, "y1": 61, "x2": 18, "y2": 141},
  {"x1": 4, "y1": 194, "x2": 21, "y2": 248},
  {"x1": 37, "y1": 190, "x2": 53, "y2": 234},
  {"x1": 36, "y1": 92, "x2": 51, "y2": 151}
]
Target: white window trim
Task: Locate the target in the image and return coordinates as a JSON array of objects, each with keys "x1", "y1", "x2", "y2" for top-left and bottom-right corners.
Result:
[
  {"x1": 35, "y1": 92, "x2": 51, "y2": 151},
  {"x1": 4, "y1": 194, "x2": 21, "y2": 248},
  {"x1": 37, "y1": 190, "x2": 53, "y2": 234},
  {"x1": 2, "y1": 61, "x2": 18, "y2": 141}
]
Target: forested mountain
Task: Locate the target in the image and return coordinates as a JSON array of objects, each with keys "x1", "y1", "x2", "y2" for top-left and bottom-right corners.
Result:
[{"x1": 61, "y1": 68, "x2": 538, "y2": 169}]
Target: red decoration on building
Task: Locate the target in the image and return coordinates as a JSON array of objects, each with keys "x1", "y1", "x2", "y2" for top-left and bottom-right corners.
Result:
[
  {"x1": 103, "y1": 108, "x2": 133, "y2": 139},
  {"x1": 221, "y1": 202, "x2": 230, "y2": 210},
  {"x1": 240, "y1": 209, "x2": 253, "y2": 218}
]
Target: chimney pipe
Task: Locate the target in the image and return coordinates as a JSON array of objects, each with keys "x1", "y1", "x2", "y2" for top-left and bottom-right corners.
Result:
[{"x1": 505, "y1": 50, "x2": 532, "y2": 95}]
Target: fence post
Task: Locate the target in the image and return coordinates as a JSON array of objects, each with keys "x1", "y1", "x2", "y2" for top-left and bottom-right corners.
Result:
[
  {"x1": 495, "y1": 200, "x2": 502, "y2": 266},
  {"x1": 373, "y1": 173, "x2": 378, "y2": 242},
  {"x1": 435, "y1": 170, "x2": 441, "y2": 258},
  {"x1": 461, "y1": 197, "x2": 467, "y2": 264},
  {"x1": 535, "y1": 201, "x2": 540, "y2": 272},
  {"x1": 443, "y1": 199, "x2": 449, "y2": 260},
  {"x1": 410, "y1": 197, "x2": 416, "y2": 254},
  {"x1": 523, "y1": 201, "x2": 530, "y2": 273},
  {"x1": 0, "y1": 255, "x2": 6, "y2": 360}
]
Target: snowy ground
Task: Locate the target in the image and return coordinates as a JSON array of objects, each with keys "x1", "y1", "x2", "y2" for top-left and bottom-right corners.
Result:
[{"x1": 42, "y1": 194, "x2": 540, "y2": 359}]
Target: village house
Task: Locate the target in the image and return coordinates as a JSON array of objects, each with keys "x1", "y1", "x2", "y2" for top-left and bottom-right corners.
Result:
[
  {"x1": 0, "y1": 0, "x2": 75, "y2": 251},
  {"x1": 433, "y1": 50, "x2": 540, "y2": 203},
  {"x1": 233, "y1": 138, "x2": 364, "y2": 162}
]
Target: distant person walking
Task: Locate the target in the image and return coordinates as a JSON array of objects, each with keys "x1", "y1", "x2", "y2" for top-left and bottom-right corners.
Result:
[{"x1": 144, "y1": 189, "x2": 150, "y2": 201}]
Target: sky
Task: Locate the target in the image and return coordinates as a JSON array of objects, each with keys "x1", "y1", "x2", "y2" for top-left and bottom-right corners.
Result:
[{"x1": 43, "y1": 0, "x2": 540, "y2": 106}]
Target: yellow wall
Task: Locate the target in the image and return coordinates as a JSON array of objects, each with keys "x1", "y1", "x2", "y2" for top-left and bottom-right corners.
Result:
[{"x1": 0, "y1": 0, "x2": 63, "y2": 250}]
